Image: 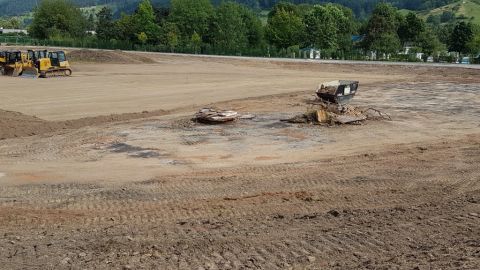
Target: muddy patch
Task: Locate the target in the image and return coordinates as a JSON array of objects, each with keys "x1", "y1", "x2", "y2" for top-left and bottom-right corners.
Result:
[{"x1": 108, "y1": 143, "x2": 162, "y2": 159}]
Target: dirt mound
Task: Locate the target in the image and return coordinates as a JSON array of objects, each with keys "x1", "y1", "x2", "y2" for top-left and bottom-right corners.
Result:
[
  {"x1": 67, "y1": 49, "x2": 156, "y2": 64},
  {"x1": 0, "y1": 110, "x2": 56, "y2": 139},
  {"x1": 0, "y1": 109, "x2": 168, "y2": 140}
]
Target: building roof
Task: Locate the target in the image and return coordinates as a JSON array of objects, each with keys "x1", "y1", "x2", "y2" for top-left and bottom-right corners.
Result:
[
  {"x1": 0, "y1": 28, "x2": 28, "y2": 34},
  {"x1": 351, "y1": 35, "x2": 364, "y2": 42}
]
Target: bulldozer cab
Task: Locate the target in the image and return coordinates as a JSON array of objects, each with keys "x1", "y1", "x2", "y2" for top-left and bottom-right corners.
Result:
[
  {"x1": 28, "y1": 50, "x2": 48, "y2": 61},
  {"x1": 48, "y1": 51, "x2": 68, "y2": 67},
  {"x1": 6, "y1": 51, "x2": 22, "y2": 64},
  {"x1": 28, "y1": 50, "x2": 48, "y2": 68}
]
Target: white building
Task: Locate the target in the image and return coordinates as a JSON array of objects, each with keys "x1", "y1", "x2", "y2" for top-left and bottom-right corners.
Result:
[
  {"x1": 300, "y1": 48, "x2": 321, "y2": 59},
  {"x1": 0, "y1": 28, "x2": 28, "y2": 35}
]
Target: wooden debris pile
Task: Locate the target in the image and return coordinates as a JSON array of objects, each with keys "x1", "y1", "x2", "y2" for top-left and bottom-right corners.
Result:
[{"x1": 283, "y1": 102, "x2": 389, "y2": 125}]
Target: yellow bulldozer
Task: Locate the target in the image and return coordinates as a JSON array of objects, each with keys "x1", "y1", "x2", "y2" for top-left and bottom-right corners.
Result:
[
  {"x1": 26, "y1": 50, "x2": 72, "y2": 78},
  {"x1": 0, "y1": 51, "x2": 6, "y2": 74},
  {"x1": 1, "y1": 51, "x2": 27, "y2": 76},
  {"x1": 0, "y1": 50, "x2": 72, "y2": 78}
]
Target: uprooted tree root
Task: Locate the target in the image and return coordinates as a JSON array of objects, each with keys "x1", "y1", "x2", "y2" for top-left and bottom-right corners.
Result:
[
  {"x1": 364, "y1": 108, "x2": 392, "y2": 121},
  {"x1": 282, "y1": 102, "x2": 391, "y2": 125}
]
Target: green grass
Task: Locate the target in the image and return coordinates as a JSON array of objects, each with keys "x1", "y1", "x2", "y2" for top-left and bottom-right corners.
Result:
[
  {"x1": 419, "y1": 0, "x2": 480, "y2": 25},
  {"x1": 398, "y1": 9, "x2": 412, "y2": 16}
]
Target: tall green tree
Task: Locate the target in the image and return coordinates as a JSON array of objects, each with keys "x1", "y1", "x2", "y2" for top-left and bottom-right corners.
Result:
[
  {"x1": 449, "y1": 22, "x2": 474, "y2": 53},
  {"x1": 468, "y1": 29, "x2": 480, "y2": 55},
  {"x1": 160, "y1": 22, "x2": 180, "y2": 52},
  {"x1": 169, "y1": 0, "x2": 214, "y2": 42},
  {"x1": 398, "y1": 12, "x2": 425, "y2": 45},
  {"x1": 191, "y1": 31, "x2": 202, "y2": 54},
  {"x1": 96, "y1": 7, "x2": 115, "y2": 41},
  {"x1": 469, "y1": 36, "x2": 480, "y2": 55},
  {"x1": 266, "y1": 4, "x2": 305, "y2": 49},
  {"x1": 86, "y1": 13, "x2": 95, "y2": 30},
  {"x1": 114, "y1": 0, "x2": 160, "y2": 45},
  {"x1": 134, "y1": 0, "x2": 160, "y2": 43},
  {"x1": 305, "y1": 4, "x2": 354, "y2": 52},
  {"x1": 210, "y1": 2, "x2": 248, "y2": 54},
  {"x1": 268, "y1": 2, "x2": 300, "y2": 18},
  {"x1": 417, "y1": 28, "x2": 444, "y2": 57},
  {"x1": 240, "y1": 6, "x2": 265, "y2": 49},
  {"x1": 363, "y1": 3, "x2": 402, "y2": 55},
  {"x1": 115, "y1": 13, "x2": 138, "y2": 43},
  {"x1": 29, "y1": 0, "x2": 87, "y2": 39}
]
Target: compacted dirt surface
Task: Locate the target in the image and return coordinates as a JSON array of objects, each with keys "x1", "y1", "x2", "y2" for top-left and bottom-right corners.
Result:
[{"x1": 0, "y1": 49, "x2": 479, "y2": 269}]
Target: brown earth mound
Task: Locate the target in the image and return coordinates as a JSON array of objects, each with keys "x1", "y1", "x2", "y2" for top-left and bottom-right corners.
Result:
[
  {"x1": 67, "y1": 49, "x2": 156, "y2": 64},
  {"x1": 0, "y1": 110, "x2": 55, "y2": 139},
  {"x1": 0, "y1": 109, "x2": 168, "y2": 140}
]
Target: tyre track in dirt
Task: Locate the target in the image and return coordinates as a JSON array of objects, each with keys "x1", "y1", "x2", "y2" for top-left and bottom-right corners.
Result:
[
  {"x1": 0, "y1": 136, "x2": 477, "y2": 230},
  {"x1": 0, "y1": 120, "x2": 478, "y2": 268}
]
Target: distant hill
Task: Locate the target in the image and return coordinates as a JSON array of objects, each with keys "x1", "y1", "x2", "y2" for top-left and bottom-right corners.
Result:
[
  {"x1": 0, "y1": 0, "x2": 168, "y2": 17},
  {"x1": 419, "y1": 0, "x2": 480, "y2": 25},
  {"x1": 0, "y1": 0, "x2": 472, "y2": 21}
]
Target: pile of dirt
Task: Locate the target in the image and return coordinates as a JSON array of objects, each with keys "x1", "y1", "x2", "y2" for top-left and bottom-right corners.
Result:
[
  {"x1": 67, "y1": 49, "x2": 156, "y2": 64},
  {"x1": 0, "y1": 109, "x2": 168, "y2": 140},
  {"x1": 0, "y1": 110, "x2": 56, "y2": 139}
]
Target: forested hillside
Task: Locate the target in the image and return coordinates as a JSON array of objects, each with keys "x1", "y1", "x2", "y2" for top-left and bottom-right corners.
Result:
[{"x1": 0, "y1": 0, "x2": 458, "y2": 17}]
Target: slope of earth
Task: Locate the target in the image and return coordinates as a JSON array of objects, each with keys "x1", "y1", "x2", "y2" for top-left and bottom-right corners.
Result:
[
  {"x1": 67, "y1": 49, "x2": 156, "y2": 64},
  {"x1": 0, "y1": 108, "x2": 167, "y2": 140}
]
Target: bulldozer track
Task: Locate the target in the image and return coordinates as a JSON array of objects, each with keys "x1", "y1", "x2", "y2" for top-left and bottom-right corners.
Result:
[{"x1": 41, "y1": 68, "x2": 72, "y2": 78}]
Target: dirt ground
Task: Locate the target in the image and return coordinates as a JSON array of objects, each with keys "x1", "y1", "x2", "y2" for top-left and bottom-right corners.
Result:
[{"x1": 0, "y1": 50, "x2": 479, "y2": 269}]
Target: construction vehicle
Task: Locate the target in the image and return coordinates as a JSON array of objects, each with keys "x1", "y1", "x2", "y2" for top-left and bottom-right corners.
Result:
[
  {"x1": 0, "y1": 50, "x2": 72, "y2": 78},
  {"x1": 20, "y1": 50, "x2": 47, "y2": 77},
  {"x1": 37, "y1": 50, "x2": 72, "y2": 78},
  {"x1": 2, "y1": 51, "x2": 25, "y2": 76},
  {"x1": 0, "y1": 51, "x2": 6, "y2": 75}
]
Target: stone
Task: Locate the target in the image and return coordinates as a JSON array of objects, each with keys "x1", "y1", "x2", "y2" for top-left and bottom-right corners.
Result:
[{"x1": 60, "y1": 257, "x2": 71, "y2": 265}]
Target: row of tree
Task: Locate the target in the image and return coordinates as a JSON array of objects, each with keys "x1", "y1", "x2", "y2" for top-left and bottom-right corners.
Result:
[
  {"x1": 28, "y1": 0, "x2": 480, "y2": 59},
  {"x1": 0, "y1": 0, "x2": 459, "y2": 18}
]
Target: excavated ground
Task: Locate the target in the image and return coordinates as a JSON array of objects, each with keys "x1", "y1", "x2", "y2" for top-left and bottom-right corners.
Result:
[{"x1": 0, "y1": 50, "x2": 479, "y2": 269}]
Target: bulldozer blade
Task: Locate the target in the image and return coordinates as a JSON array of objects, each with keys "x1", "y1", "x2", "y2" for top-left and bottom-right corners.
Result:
[
  {"x1": 12, "y1": 66, "x2": 22, "y2": 77},
  {"x1": 21, "y1": 67, "x2": 39, "y2": 78},
  {"x1": 3, "y1": 67, "x2": 14, "y2": 76}
]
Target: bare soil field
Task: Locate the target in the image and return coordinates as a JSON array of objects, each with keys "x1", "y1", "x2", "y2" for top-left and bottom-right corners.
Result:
[{"x1": 0, "y1": 49, "x2": 479, "y2": 269}]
